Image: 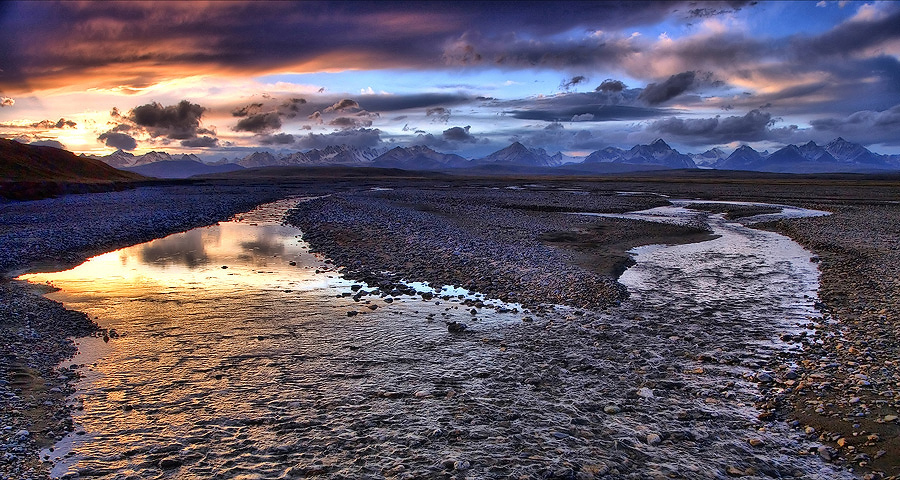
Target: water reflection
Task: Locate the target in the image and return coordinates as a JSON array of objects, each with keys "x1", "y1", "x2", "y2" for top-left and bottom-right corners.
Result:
[
  {"x1": 18, "y1": 197, "x2": 851, "y2": 479},
  {"x1": 139, "y1": 229, "x2": 210, "y2": 268}
]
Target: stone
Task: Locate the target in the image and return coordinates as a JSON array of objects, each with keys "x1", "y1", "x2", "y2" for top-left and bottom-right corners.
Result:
[
  {"x1": 603, "y1": 405, "x2": 621, "y2": 414},
  {"x1": 646, "y1": 433, "x2": 662, "y2": 446}
]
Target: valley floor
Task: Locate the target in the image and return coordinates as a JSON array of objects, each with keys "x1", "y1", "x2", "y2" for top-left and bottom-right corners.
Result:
[{"x1": 1, "y1": 174, "x2": 898, "y2": 479}]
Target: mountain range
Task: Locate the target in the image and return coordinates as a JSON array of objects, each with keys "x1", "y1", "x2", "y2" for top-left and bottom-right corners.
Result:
[{"x1": 87, "y1": 137, "x2": 900, "y2": 178}]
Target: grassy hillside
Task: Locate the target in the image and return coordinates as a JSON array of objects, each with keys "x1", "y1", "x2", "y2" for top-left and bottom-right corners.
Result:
[{"x1": 0, "y1": 139, "x2": 146, "y2": 182}]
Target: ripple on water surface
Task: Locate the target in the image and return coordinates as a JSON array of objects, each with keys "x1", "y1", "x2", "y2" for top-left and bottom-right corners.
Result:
[{"x1": 21, "y1": 197, "x2": 852, "y2": 479}]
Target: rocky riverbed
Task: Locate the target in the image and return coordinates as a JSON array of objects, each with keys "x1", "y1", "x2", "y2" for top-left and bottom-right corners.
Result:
[
  {"x1": 1, "y1": 175, "x2": 898, "y2": 479},
  {"x1": 0, "y1": 183, "x2": 302, "y2": 480}
]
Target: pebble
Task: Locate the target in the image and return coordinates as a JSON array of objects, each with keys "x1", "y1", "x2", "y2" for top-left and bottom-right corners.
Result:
[{"x1": 603, "y1": 405, "x2": 621, "y2": 414}]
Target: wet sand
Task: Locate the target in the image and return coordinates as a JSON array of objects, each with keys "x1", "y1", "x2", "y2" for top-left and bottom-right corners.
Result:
[{"x1": 1, "y1": 174, "x2": 898, "y2": 478}]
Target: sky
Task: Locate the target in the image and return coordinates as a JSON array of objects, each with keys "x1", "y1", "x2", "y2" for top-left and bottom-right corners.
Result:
[{"x1": 1, "y1": 0, "x2": 899, "y2": 160}]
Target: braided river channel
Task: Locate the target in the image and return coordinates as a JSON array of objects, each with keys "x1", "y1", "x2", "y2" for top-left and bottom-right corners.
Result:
[{"x1": 21, "y1": 196, "x2": 855, "y2": 479}]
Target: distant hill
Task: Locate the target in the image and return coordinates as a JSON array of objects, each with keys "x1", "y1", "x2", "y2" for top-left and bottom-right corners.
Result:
[
  {"x1": 1, "y1": 138, "x2": 145, "y2": 182},
  {"x1": 473, "y1": 142, "x2": 564, "y2": 167},
  {"x1": 372, "y1": 145, "x2": 469, "y2": 169},
  {"x1": 122, "y1": 160, "x2": 245, "y2": 179},
  {"x1": 584, "y1": 139, "x2": 696, "y2": 169},
  {"x1": 713, "y1": 138, "x2": 899, "y2": 173}
]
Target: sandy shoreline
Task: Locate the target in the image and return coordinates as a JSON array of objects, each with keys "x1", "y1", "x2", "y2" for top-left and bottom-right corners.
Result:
[{"x1": 1, "y1": 176, "x2": 898, "y2": 478}]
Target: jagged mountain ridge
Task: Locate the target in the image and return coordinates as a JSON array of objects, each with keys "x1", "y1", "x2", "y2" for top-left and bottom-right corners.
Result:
[
  {"x1": 372, "y1": 145, "x2": 469, "y2": 169},
  {"x1": 88, "y1": 137, "x2": 898, "y2": 175},
  {"x1": 584, "y1": 139, "x2": 696, "y2": 169}
]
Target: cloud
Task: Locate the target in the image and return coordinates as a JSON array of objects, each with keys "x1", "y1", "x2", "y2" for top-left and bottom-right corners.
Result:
[
  {"x1": 571, "y1": 113, "x2": 595, "y2": 122},
  {"x1": 129, "y1": 100, "x2": 209, "y2": 139},
  {"x1": 596, "y1": 79, "x2": 626, "y2": 93},
  {"x1": 442, "y1": 125, "x2": 476, "y2": 143},
  {"x1": 649, "y1": 109, "x2": 800, "y2": 145},
  {"x1": 180, "y1": 136, "x2": 219, "y2": 148},
  {"x1": 1, "y1": 2, "x2": 736, "y2": 92},
  {"x1": 560, "y1": 75, "x2": 588, "y2": 91},
  {"x1": 638, "y1": 71, "x2": 698, "y2": 105},
  {"x1": 308, "y1": 111, "x2": 323, "y2": 124},
  {"x1": 234, "y1": 112, "x2": 282, "y2": 133},
  {"x1": 1, "y1": 97, "x2": 13, "y2": 107},
  {"x1": 278, "y1": 97, "x2": 307, "y2": 118},
  {"x1": 295, "y1": 128, "x2": 382, "y2": 149},
  {"x1": 329, "y1": 116, "x2": 373, "y2": 129},
  {"x1": 30, "y1": 139, "x2": 65, "y2": 149},
  {"x1": 98, "y1": 131, "x2": 138, "y2": 151},
  {"x1": 232, "y1": 103, "x2": 264, "y2": 117},
  {"x1": 359, "y1": 93, "x2": 471, "y2": 112},
  {"x1": 324, "y1": 99, "x2": 360, "y2": 113},
  {"x1": 259, "y1": 133, "x2": 295, "y2": 145},
  {"x1": 426, "y1": 107, "x2": 452, "y2": 123},
  {"x1": 0, "y1": 118, "x2": 79, "y2": 129},
  {"x1": 503, "y1": 90, "x2": 668, "y2": 122},
  {"x1": 810, "y1": 104, "x2": 900, "y2": 145}
]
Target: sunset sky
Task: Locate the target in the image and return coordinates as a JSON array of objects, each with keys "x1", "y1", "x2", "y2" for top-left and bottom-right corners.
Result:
[{"x1": 1, "y1": 1, "x2": 899, "y2": 160}]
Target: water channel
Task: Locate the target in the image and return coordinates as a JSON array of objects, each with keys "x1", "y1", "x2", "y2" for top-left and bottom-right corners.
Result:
[{"x1": 20, "y1": 196, "x2": 852, "y2": 479}]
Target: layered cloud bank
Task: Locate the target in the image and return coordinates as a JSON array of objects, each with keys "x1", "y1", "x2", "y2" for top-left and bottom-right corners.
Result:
[{"x1": 1, "y1": 1, "x2": 898, "y2": 158}]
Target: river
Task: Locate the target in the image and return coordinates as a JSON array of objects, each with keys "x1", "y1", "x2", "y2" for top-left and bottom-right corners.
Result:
[{"x1": 20, "y1": 196, "x2": 852, "y2": 479}]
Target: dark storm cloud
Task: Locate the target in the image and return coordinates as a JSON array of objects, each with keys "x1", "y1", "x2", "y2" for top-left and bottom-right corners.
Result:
[
  {"x1": 129, "y1": 100, "x2": 208, "y2": 139},
  {"x1": 181, "y1": 136, "x2": 219, "y2": 148},
  {"x1": 98, "y1": 131, "x2": 138, "y2": 151},
  {"x1": 649, "y1": 109, "x2": 799, "y2": 145},
  {"x1": 295, "y1": 128, "x2": 381, "y2": 149},
  {"x1": 791, "y1": 6, "x2": 900, "y2": 60},
  {"x1": 2, "y1": 2, "x2": 743, "y2": 90},
  {"x1": 234, "y1": 112, "x2": 282, "y2": 133},
  {"x1": 638, "y1": 71, "x2": 697, "y2": 105},
  {"x1": 259, "y1": 133, "x2": 296, "y2": 145},
  {"x1": 810, "y1": 104, "x2": 900, "y2": 145},
  {"x1": 596, "y1": 79, "x2": 626, "y2": 93}
]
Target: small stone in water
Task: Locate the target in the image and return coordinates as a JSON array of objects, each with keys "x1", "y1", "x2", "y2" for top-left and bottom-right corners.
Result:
[
  {"x1": 646, "y1": 433, "x2": 661, "y2": 446},
  {"x1": 603, "y1": 405, "x2": 621, "y2": 414}
]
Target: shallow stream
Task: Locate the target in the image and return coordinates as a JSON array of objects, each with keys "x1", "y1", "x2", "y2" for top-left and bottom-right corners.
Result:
[{"x1": 20, "y1": 196, "x2": 853, "y2": 479}]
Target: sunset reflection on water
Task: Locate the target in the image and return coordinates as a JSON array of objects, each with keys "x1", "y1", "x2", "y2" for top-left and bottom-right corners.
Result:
[{"x1": 21, "y1": 219, "x2": 336, "y2": 297}]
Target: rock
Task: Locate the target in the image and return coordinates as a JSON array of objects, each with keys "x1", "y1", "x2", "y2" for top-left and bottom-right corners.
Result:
[
  {"x1": 347, "y1": 311, "x2": 359, "y2": 317},
  {"x1": 726, "y1": 466, "x2": 745, "y2": 477},
  {"x1": 453, "y1": 460, "x2": 470, "y2": 471},
  {"x1": 883, "y1": 414, "x2": 898, "y2": 422},
  {"x1": 158, "y1": 457, "x2": 182, "y2": 469},
  {"x1": 637, "y1": 387, "x2": 654, "y2": 398},
  {"x1": 646, "y1": 433, "x2": 662, "y2": 446},
  {"x1": 755, "y1": 372, "x2": 774, "y2": 383},
  {"x1": 748, "y1": 438, "x2": 764, "y2": 447},
  {"x1": 603, "y1": 405, "x2": 621, "y2": 414},
  {"x1": 447, "y1": 321, "x2": 467, "y2": 333}
]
